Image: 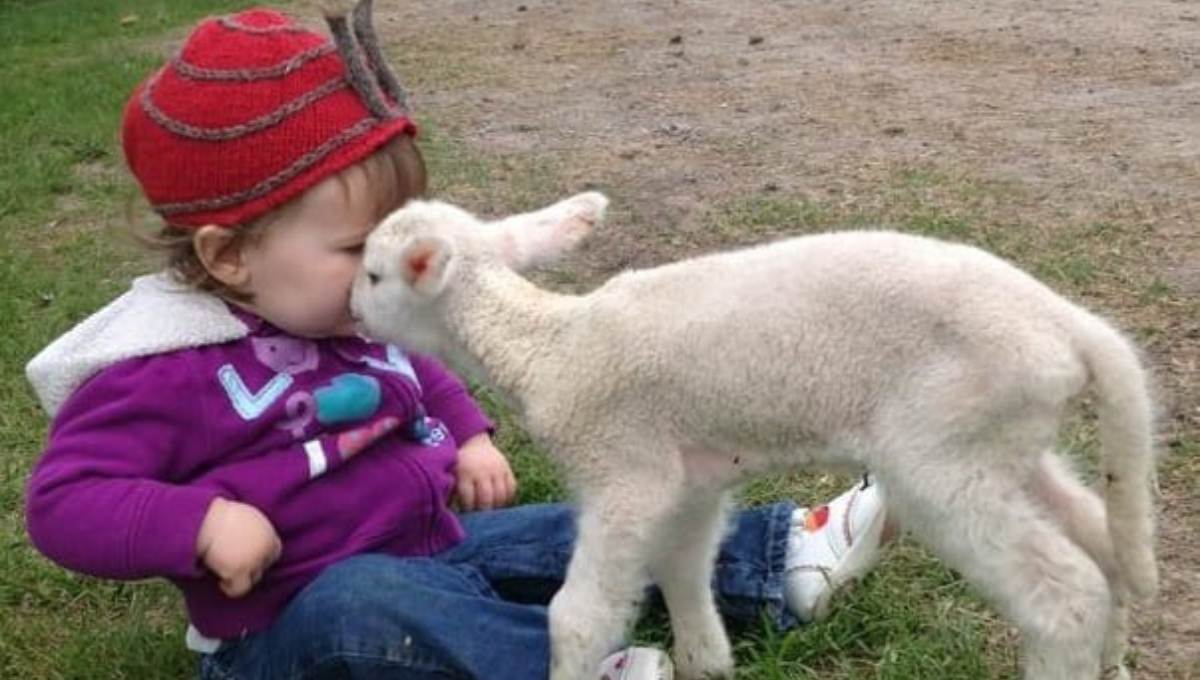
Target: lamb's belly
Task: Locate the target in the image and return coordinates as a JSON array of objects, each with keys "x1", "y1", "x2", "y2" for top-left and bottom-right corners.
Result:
[
  {"x1": 679, "y1": 445, "x2": 764, "y2": 489},
  {"x1": 679, "y1": 441, "x2": 834, "y2": 489}
]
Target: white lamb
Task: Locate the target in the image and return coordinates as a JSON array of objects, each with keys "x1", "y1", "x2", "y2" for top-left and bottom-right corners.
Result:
[{"x1": 350, "y1": 192, "x2": 1158, "y2": 680}]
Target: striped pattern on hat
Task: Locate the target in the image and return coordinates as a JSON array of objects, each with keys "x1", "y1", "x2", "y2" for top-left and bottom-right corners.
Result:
[{"x1": 121, "y1": 6, "x2": 415, "y2": 227}]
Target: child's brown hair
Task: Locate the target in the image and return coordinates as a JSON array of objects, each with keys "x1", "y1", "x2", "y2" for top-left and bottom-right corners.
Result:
[{"x1": 143, "y1": 135, "x2": 426, "y2": 302}]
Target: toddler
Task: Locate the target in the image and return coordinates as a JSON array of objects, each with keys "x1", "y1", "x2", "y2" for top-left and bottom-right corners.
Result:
[{"x1": 25, "y1": 6, "x2": 887, "y2": 679}]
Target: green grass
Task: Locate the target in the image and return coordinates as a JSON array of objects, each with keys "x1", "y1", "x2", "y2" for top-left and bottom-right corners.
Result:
[
  {"x1": 1, "y1": 3, "x2": 1186, "y2": 680},
  {"x1": 0, "y1": 2, "x2": 255, "y2": 678}
]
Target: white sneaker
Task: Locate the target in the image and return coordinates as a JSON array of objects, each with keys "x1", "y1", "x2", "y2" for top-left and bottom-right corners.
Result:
[
  {"x1": 784, "y1": 476, "x2": 887, "y2": 623},
  {"x1": 596, "y1": 646, "x2": 674, "y2": 680}
]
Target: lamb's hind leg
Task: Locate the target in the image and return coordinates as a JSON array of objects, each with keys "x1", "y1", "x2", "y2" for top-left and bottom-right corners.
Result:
[
  {"x1": 548, "y1": 467, "x2": 686, "y2": 680},
  {"x1": 1033, "y1": 452, "x2": 1130, "y2": 680},
  {"x1": 648, "y1": 489, "x2": 735, "y2": 679},
  {"x1": 883, "y1": 456, "x2": 1111, "y2": 680}
]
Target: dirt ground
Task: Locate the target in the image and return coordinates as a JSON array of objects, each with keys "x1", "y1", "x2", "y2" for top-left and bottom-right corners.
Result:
[{"x1": 330, "y1": 0, "x2": 1197, "y2": 675}]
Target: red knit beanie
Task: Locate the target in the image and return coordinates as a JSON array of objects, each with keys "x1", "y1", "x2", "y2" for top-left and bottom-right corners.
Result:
[{"x1": 122, "y1": 4, "x2": 416, "y2": 227}]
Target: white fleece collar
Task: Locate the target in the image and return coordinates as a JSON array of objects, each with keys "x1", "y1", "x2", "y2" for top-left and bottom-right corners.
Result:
[{"x1": 26, "y1": 273, "x2": 249, "y2": 417}]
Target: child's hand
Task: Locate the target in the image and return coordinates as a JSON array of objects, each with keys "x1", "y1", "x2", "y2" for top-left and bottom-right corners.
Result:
[
  {"x1": 196, "y1": 498, "x2": 283, "y2": 598},
  {"x1": 454, "y1": 434, "x2": 517, "y2": 511}
]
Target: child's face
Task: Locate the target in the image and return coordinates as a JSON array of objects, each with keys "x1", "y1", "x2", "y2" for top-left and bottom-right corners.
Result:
[{"x1": 237, "y1": 168, "x2": 380, "y2": 338}]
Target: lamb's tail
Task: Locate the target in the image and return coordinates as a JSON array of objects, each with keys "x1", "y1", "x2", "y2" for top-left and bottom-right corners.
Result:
[{"x1": 1073, "y1": 310, "x2": 1159, "y2": 602}]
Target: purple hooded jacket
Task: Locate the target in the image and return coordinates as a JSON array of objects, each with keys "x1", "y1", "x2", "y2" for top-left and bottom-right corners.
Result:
[{"x1": 25, "y1": 275, "x2": 491, "y2": 641}]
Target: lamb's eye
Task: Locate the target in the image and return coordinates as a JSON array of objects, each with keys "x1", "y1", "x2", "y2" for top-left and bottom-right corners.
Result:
[{"x1": 367, "y1": 272, "x2": 381, "y2": 285}]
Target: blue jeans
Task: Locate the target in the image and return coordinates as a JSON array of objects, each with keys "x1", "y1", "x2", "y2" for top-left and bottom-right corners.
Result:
[{"x1": 198, "y1": 502, "x2": 797, "y2": 680}]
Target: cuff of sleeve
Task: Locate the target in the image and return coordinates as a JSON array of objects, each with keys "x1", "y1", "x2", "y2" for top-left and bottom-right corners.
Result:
[
  {"x1": 130, "y1": 485, "x2": 222, "y2": 579},
  {"x1": 436, "y1": 402, "x2": 494, "y2": 445}
]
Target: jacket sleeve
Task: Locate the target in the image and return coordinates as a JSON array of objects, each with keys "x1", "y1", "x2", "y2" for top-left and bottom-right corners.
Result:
[
  {"x1": 410, "y1": 353, "x2": 494, "y2": 444},
  {"x1": 25, "y1": 354, "x2": 221, "y2": 581}
]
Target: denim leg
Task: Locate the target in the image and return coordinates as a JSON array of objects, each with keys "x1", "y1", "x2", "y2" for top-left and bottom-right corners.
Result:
[
  {"x1": 440, "y1": 503, "x2": 578, "y2": 604},
  {"x1": 445, "y1": 501, "x2": 800, "y2": 630},
  {"x1": 712, "y1": 500, "x2": 799, "y2": 630},
  {"x1": 198, "y1": 553, "x2": 550, "y2": 680}
]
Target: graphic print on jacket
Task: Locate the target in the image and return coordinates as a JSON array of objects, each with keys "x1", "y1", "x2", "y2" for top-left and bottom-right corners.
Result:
[
  {"x1": 217, "y1": 334, "x2": 447, "y2": 454},
  {"x1": 184, "y1": 332, "x2": 467, "y2": 635}
]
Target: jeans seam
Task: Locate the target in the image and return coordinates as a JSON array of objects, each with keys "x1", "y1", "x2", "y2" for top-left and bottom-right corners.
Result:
[
  {"x1": 297, "y1": 650, "x2": 467, "y2": 680},
  {"x1": 455, "y1": 539, "x2": 574, "y2": 559},
  {"x1": 470, "y1": 542, "x2": 573, "y2": 563}
]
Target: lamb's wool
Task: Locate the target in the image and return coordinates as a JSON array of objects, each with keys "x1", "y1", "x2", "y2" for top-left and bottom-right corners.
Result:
[{"x1": 352, "y1": 193, "x2": 1158, "y2": 680}]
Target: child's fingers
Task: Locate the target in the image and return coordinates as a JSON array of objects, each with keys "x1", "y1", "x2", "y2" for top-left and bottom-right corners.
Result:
[
  {"x1": 456, "y1": 478, "x2": 476, "y2": 512},
  {"x1": 219, "y1": 572, "x2": 253, "y2": 598},
  {"x1": 474, "y1": 477, "x2": 496, "y2": 511},
  {"x1": 221, "y1": 554, "x2": 275, "y2": 599},
  {"x1": 498, "y1": 471, "x2": 516, "y2": 507}
]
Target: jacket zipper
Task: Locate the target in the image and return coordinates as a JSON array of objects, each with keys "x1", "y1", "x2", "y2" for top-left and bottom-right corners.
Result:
[{"x1": 406, "y1": 454, "x2": 442, "y2": 555}]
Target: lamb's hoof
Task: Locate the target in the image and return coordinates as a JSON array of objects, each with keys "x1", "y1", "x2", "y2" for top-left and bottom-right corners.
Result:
[{"x1": 675, "y1": 651, "x2": 733, "y2": 680}]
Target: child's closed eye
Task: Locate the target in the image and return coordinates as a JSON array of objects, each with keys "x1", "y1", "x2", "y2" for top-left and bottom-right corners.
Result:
[{"x1": 341, "y1": 243, "x2": 365, "y2": 255}]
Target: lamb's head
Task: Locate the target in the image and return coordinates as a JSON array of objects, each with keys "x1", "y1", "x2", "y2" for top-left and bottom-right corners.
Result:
[{"x1": 351, "y1": 191, "x2": 608, "y2": 351}]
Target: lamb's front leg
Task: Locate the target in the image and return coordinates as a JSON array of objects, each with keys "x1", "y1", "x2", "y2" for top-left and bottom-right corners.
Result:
[
  {"x1": 649, "y1": 490, "x2": 735, "y2": 679},
  {"x1": 549, "y1": 474, "x2": 683, "y2": 680}
]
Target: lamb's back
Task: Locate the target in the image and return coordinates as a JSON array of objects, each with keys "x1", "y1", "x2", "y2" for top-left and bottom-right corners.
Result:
[
  {"x1": 559, "y1": 230, "x2": 1078, "y2": 446},
  {"x1": 591, "y1": 230, "x2": 1046, "y2": 341}
]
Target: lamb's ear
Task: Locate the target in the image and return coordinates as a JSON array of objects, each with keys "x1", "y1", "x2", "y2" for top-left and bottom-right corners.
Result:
[
  {"x1": 490, "y1": 192, "x2": 608, "y2": 270},
  {"x1": 397, "y1": 235, "x2": 454, "y2": 297}
]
